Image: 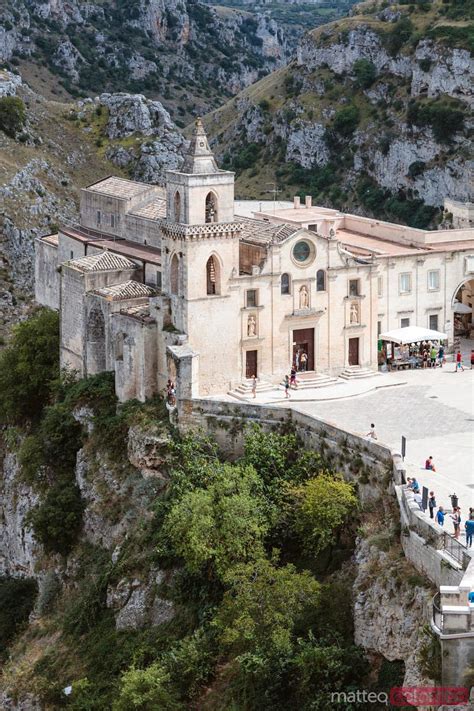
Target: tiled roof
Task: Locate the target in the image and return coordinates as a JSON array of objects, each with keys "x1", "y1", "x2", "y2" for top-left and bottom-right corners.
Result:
[
  {"x1": 129, "y1": 199, "x2": 167, "y2": 220},
  {"x1": 92, "y1": 280, "x2": 157, "y2": 301},
  {"x1": 237, "y1": 216, "x2": 300, "y2": 246},
  {"x1": 86, "y1": 176, "x2": 152, "y2": 199},
  {"x1": 68, "y1": 251, "x2": 136, "y2": 272},
  {"x1": 118, "y1": 304, "x2": 156, "y2": 323}
]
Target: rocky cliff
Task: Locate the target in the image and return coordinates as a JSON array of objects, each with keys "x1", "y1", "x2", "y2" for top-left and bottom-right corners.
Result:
[
  {"x1": 205, "y1": 0, "x2": 473, "y2": 227},
  {"x1": 0, "y1": 0, "x2": 290, "y2": 122}
]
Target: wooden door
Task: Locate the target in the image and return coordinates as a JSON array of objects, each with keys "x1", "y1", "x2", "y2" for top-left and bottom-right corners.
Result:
[
  {"x1": 246, "y1": 350, "x2": 257, "y2": 379},
  {"x1": 348, "y1": 337, "x2": 359, "y2": 366},
  {"x1": 292, "y1": 328, "x2": 314, "y2": 371}
]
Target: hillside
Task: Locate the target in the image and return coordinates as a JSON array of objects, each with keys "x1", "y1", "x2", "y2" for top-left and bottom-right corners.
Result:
[
  {"x1": 0, "y1": 0, "x2": 290, "y2": 125},
  {"x1": 205, "y1": 0, "x2": 473, "y2": 228}
]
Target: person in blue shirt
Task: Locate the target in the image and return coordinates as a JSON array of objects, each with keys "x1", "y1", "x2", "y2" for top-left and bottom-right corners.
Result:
[
  {"x1": 465, "y1": 519, "x2": 474, "y2": 548},
  {"x1": 436, "y1": 507, "x2": 445, "y2": 526},
  {"x1": 410, "y1": 477, "x2": 420, "y2": 494}
]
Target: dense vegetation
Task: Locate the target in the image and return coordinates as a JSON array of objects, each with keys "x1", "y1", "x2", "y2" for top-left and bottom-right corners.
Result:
[
  {"x1": 0, "y1": 311, "x2": 415, "y2": 709},
  {"x1": 0, "y1": 96, "x2": 26, "y2": 138}
]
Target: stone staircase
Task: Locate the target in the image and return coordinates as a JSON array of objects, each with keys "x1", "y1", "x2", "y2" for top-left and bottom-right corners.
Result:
[
  {"x1": 339, "y1": 366, "x2": 381, "y2": 380},
  {"x1": 231, "y1": 379, "x2": 274, "y2": 396},
  {"x1": 281, "y1": 371, "x2": 339, "y2": 389}
]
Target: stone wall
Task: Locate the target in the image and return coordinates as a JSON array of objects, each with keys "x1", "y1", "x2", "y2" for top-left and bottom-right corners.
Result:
[{"x1": 34, "y1": 238, "x2": 59, "y2": 310}]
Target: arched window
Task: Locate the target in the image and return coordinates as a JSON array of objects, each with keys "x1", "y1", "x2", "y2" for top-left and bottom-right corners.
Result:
[
  {"x1": 281, "y1": 272, "x2": 290, "y2": 295},
  {"x1": 206, "y1": 255, "x2": 220, "y2": 295},
  {"x1": 316, "y1": 269, "x2": 326, "y2": 292},
  {"x1": 174, "y1": 191, "x2": 181, "y2": 222},
  {"x1": 205, "y1": 192, "x2": 218, "y2": 223},
  {"x1": 170, "y1": 254, "x2": 179, "y2": 295}
]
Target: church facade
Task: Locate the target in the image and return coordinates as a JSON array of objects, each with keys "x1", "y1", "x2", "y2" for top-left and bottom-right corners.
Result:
[{"x1": 35, "y1": 119, "x2": 474, "y2": 401}]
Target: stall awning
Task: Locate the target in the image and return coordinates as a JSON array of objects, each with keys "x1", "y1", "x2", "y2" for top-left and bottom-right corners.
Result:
[
  {"x1": 453, "y1": 301, "x2": 472, "y2": 314},
  {"x1": 379, "y1": 326, "x2": 447, "y2": 344}
]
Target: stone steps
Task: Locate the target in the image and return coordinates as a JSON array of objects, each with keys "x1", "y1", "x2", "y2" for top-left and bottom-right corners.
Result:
[
  {"x1": 232, "y1": 379, "x2": 274, "y2": 395},
  {"x1": 281, "y1": 372, "x2": 339, "y2": 389},
  {"x1": 339, "y1": 366, "x2": 381, "y2": 380}
]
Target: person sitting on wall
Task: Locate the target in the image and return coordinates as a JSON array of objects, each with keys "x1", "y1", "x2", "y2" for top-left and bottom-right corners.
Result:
[
  {"x1": 409, "y1": 477, "x2": 420, "y2": 494},
  {"x1": 425, "y1": 456, "x2": 437, "y2": 472}
]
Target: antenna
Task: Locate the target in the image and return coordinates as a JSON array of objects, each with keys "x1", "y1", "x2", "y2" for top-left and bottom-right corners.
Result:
[{"x1": 266, "y1": 182, "x2": 282, "y2": 215}]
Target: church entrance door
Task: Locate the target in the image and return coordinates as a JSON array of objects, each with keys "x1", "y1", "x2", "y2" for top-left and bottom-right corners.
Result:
[
  {"x1": 246, "y1": 350, "x2": 258, "y2": 379},
  {"x1": 348, "y1": 337, "x2": 360, "y2": 366},
  {"x1": 292, "y1": 328, "x2": 314, "y2": 371}
]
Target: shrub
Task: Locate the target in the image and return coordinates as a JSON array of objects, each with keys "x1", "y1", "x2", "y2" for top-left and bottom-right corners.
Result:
[
  {"x1": 353, "y1": 59, "x2": 377, "y2": 88},
  {"x1": 26, "y1": 476, "x2": 84, "y2": 556},
  {"x1": 0, "y1": 576, "x2": 37, "y2": 658},
  {"x1": 0, "y1": 96, "x2": 26, "y2": 137},
  {"x1": 407, "y1": 99, "x2": 465, "y2": 142},
  {"x1": 418, "y1": 57, "x2": 431, "y2": 72},
  {"x1": 0, "y1": 309, "x2": 59, "y2": 425},
  {"x1": 114, "y1": 664, "x2": 179, "y2": 710},
  {"x1": 332, "y1": 105, "x2": 360, "y2": 137},
  {"x1": 408, "y1": 160, "x2": 426, "y2": 178},
  {"x1": 384, "y1": 17, "x2": 413, "y2": 56}
]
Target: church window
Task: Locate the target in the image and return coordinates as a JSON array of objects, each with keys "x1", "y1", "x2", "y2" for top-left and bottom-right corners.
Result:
[
  {"x1": 281, "y1": 273, "x2": 290, "y2": 295},
  {"x1": 316, "y1": 269, "x2": 326, "y2": 291},
  {"x1": 292, "y1": 239, "x2": 315, "y2": 266},
  {"x1": 111, "y1": 214, "x2": 115, "y2": 228},
  {"x1": 246, "y1": 289, "x2": 257, "y2": 308},
  {"x1": 205, "y1": 192, "x2": 218, "y2": 223},
  {"x1": 170, "y1": 254, "x2": 179, "y2": 295},
  {"x1": 156, "y1": 271, "x2": 162, "y2": 290},
  {"x1": 97, "y1": 211, "x2": 101, "y2": 226},
  {"x1": 115, "y1": 333, "x2": 124, "y2": 361},
  {"x1": 206, "y1": 256, "x2": 220, "y2": 295},
  {"x1": 174, "y1": 191, "x2": 181, "y2": 222}
]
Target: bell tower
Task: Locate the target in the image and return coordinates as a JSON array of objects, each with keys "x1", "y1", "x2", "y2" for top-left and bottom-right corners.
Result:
[{"x1": 166, "y1": 118, "x2": 235, "y2": 225}]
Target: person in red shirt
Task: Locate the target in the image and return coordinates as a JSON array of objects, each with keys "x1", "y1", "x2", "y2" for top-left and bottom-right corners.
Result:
[
  {"x1": 425, "y1": 456, "x2": 436, "y2": 472},
  {"x1": 471, "y1": 349, "x2": 474, "y2": 370},
  {"x1": 455, "y1": 350, "x2": 464, "y2": 372}
]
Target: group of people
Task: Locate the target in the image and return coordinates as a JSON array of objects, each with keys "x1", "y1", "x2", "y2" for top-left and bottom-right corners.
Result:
[{"x1": 406, "y1": 476, "x2": 474, "y2": 547}]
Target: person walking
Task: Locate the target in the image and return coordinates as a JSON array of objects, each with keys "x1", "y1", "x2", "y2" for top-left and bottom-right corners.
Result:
[
  {"x1": 284, "y1": 374, "x2": 291, "y2": 399},
  {"x1": 436, "y1": 506, "x2": 445, "y2": 526},
  {"x1": 300, "y1": 351, "x2": 308, "y2": 372},
  {"x1": 430, "y1": 345, "x2": 437, "y2": 367},
  {"x1": 455, "y1": 350, "x2": 464, "y2": 372},
  {"x1": 251, "y1": 375, "x2": 257, "y2": 399},
  {"x1": 366, "y1": 423, "x2": 377, "y2": 440},
  {"x1": 428, "y1": 491, "x2": 436, "y2": 519},
  {"x1": 290, "y1": 367, "x2": 298, "y2": 389},
  {"x1": 450, "y1": 507, "x2": 461, "y2": 539},
  {"x1": 465, "y1": 518, "x2": 474, "y2": 548},
  {"x1": 438, "y1": 344, "x2": 444, "y2": 368}
]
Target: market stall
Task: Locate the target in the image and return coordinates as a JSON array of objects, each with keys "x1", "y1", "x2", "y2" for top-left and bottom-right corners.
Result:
[{"x1": 378, "y1": 326, "x2": 447, "y2": 371}]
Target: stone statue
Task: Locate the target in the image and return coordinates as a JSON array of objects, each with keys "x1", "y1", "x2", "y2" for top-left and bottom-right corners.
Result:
[
  {"x1": 247, "y1": 314, "x2": 257, "y2": 337},
  {"x1": 350, "y1": 301, "x2": 359, "y2": 324},
  {"x1": 299, "y1": 285, "x2": 309, "y2": 309}
]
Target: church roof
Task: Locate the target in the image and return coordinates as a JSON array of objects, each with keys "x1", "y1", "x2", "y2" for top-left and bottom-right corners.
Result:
[
  {"x1": 86, "y1": 176, "x2": 153, "y2": 200},
  {"x1": 238, "y1": 216, "x2": 301, "y2": 246},
  {"x1": 92, "y1": 280, "x2": 157, "y2": 301},
  {"x1": 181, "y1": 118, "x2": 221, "y2": 175},
  {"x1": 67, "y1": 251, "x2": 136, "y2": 272}
]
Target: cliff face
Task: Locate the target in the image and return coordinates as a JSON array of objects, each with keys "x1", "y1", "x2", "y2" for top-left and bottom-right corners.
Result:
[
  {"x1": 206, "y1": 1, "x2": 473, "y2": 226},
  {"x1": 0, "y1": 0, "x2": 290, "y2": 119}
]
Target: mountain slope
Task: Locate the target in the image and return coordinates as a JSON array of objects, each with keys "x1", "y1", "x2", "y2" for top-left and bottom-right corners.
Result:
[
  {"x1": 0, "y1": 0, "x2": 290, "y2": 124},
  {"x1": 205, "y1": 0, "x2": 473, "y2": 228}
]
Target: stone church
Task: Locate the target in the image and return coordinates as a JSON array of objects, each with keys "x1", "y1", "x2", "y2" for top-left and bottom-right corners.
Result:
[{"x1": 35, "y1": 119, "x2": 474, "y2": 401}]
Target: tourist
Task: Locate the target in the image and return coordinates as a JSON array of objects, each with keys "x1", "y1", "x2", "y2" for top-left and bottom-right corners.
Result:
[
  {"x1": 450, "y1": 507, "x2": 461, "y2": 539},
  {"x1": 455, "y1": 350, "x2": 464, "y2": 372},
  {"x1": 366, "y1": 423, "x2": 377, "y2": 440},
  {"x1": 413, "y1": 491, "x2": 424, "y2": 511},
  {"x1": 465, "y1": 518, "x2": 474, "y2": 548},
  {"x1": 284, "y1": 374, "x2": 291, "y2": 399},
  {"x1": 471, "y1": 350, "x2": 474, "y2": 370},
  {"x1": 290, "y1": 367, "x2": 298, "y2": 389},
  {"x1": 469, "y1": 507, "x2": 474, "y2": 521},
  {"x1": 300, "y1": 351, "x2": 308, "y2": 372},
  {"x1": 438, "y1": 344, "x2": 444, "y2": 367},
  {"x1": 422, "y1": 349, "x2": 428, "y2": 368},
  {"x1": 436, "y1": 507, "x2": 445, "y2": 526},
  {"x1": 430, "y1": 345, "x2": 437, "y2": 367},
  {"x1": 424, "y1": 456, "x2": 436, "y2": 472},
  {"x1": 409, "y1": 477, "x2": 420, "y2": 494},
  {"x1": 428, "y1": 491, "x2": 436, "y2": 519},
  {"x1": 251, "y1": 375, "x2": 257, "y2": 399}
]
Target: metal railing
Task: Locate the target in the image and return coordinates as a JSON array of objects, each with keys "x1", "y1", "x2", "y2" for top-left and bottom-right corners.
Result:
[
  {"x1": 432, "y1": 591, "x2": 443, "y2": 633},
  {"x1": 442, "y1": 531, "x2": 469, "y2": 568}
]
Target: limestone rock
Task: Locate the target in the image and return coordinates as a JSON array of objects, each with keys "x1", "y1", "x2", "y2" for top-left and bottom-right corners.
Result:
[
  {"x1": 98, "y1": 93, "x2": 175, "y2": 139},
  {"x1": 286, "y1": 122, "x2": 329, "y2": 169},
  {"x1": 107, "y1": 569, "x2": 175, "y2": 631},
  {"x1": 0, "y1": 70, "x2": 22, "y2": 97},
  {"x1": 127, "y1": 424, "x2": 171, "y2": 480}
]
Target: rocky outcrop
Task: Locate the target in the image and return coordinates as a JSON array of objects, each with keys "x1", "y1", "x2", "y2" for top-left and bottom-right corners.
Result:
[
  {"x1": 0, "y1": 69, "x2": 22, "y2": 97},
  {"x1": 353, "y1": 538, "x2": 434, "y2": 688},
  {"x1": 106, "y1": 569, "x2": 175, "y2": 630}
]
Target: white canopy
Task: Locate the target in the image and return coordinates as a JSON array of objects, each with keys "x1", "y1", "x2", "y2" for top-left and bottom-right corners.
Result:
[
  {"x1": 453, "y1": 301, "x2": 472, "y2": 314},
  {"x1": 379, "y1": 326, "x2": 447, "y2": 345}
]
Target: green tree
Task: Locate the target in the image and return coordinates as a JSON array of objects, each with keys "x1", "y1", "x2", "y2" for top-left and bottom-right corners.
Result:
[
  {"x1": 114, "y1": 664, "x2": 179, "y2": 711},
  {"x1": 26, "y1": 476, "x2": 84, "y2": 556},
  {"x1": 0, "y1": 308, "x2": 59, "y2": 424},
  {"x1": 353, "y1": 59, "x2": 377, "y2": 88},
  {"x1": 0, "y1": 576, "x2": 37, "y2": 659},
  {"x1": 291, "y1": 474, "x2": 358, "y2": 554},
  {"x1": 0, "y1": 96, "x2": 26, "y2": 137},
  {"x1": 163, "y1": 463, "x2": 269, "y2": 578},
  {"x1": 332, "y1": 105, "x2": 360, "y2": 137},
  {"x1": 215, "y1": 556, "x2": 320, "y2": 658}
]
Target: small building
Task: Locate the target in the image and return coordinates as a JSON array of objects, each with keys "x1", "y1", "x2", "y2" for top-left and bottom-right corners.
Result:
[{"x1": 35, "y1": 119, "x2": 474, "y2": 401}]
